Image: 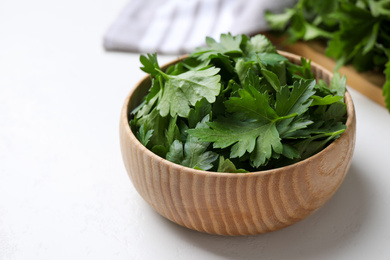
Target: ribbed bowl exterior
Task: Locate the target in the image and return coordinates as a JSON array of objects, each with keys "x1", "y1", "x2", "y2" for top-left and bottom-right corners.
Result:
[{"x1": 119, "y1": 51, "x2": 356, "y2": 236}]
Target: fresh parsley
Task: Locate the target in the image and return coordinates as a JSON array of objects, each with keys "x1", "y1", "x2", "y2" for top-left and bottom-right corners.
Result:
[
  {"x1": 130, "y1": 33, "x2": 347, "y2": 173},
  {"x1": 265, "y1": 0, "x2": 390, "y2": 111}
]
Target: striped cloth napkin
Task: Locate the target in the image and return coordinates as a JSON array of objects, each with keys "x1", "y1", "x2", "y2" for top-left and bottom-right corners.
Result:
[{"x1": 104, "y1": 0, "x2": 296, "y2": 54}]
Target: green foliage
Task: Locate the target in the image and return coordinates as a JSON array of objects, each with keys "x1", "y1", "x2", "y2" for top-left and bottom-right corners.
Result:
[
  {"x1": 156, "y1": 67, "x2": 221, "y2": 118},
  {"x1": 166, "y1": 116, "x2": 218, "y2": 171},
  {"x1": 192, "y1": 33, "x2": 244, "y2": 61},
  {"x1": 217, "y1": 157, "x2": 248, "y2": 173},
  {"x1": 140, "y1": 53, "x2": 160, "y2": 76},
  {"x1": 130, "y1": 33, "x2": 347, "y2": 172},
  {"x1": 266, "y1": 0, "x2": 390, "y2": 111}
]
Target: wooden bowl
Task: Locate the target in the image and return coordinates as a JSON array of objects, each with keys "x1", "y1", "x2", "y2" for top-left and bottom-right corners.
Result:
[{"x1": 119, "y1": 51, "x2": 356, "y2": 236}]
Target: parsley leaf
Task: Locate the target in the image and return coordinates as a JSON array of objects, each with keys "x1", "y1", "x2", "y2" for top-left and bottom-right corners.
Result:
[
  {"x1": 265, "y1": 8, "x2": 296, "y2": 31},
  {"x1": 217, "y1": 156, "x2": 248, "y2": 173},
  {"x1": 261, "y1": 68, "x2": 281, "y2": 92},
  {"x1": 165, "y1": 115, "x2": 181, "y2": 148},
  {"x1": 188, "y1": 118, "x2": 282, "y2": 167},
  {"x1": 191, "y1": 33, "x2": 243, "y2": 61},
  {"x1": 136, "y1": 107, "x2": 169, "y2": 149},
  {"x1": 156, "y1": 67, "x2": 221, "y2": 118},
  {"x1": 166, "y1": 116, "x2": 218, "y2": 171},
  {"x1": 244, "y1": 34, "x2": 276, "y2": 55},
  {"x1": 275, "y1": 79, "x2": 315, "y2": 116},
  {"x1": 225, "y1": 86, "x2": 280, "y2": 122},
  {"x1": 189, "y1": 86, "x2": 294, "y2": 167},
  {"x1": 255, "y1": 53, "x2": 288, "y2": 66},
  {"x1": 136, "y1": 124, "x2": 153, "y2": 147},
  {"x1": 310, "y1": 95, "x2": 343, "y2": 106},
  {"x1": 275, "y1": 80, "x2": 316, "y2": 136},
  {"x1": 140, "y1": 53, "x2": 160, "y2": 77},
  {"x1": 188, "y1": 98, "x2": 212, "y2": 128}
]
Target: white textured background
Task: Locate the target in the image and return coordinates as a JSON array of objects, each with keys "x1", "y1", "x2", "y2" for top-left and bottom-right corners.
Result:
[{"x1": 1, "y1": 0, "x2": 390, "y2": 259}]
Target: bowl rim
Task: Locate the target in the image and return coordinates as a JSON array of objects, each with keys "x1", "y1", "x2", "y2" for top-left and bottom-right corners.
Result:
[{"x1": 120, "y1": 51, "x2": 355, "y2": 178}]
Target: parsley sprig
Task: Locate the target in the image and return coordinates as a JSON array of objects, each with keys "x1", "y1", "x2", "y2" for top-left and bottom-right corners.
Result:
[
  {"x1": 265, "y1": 0, "x2": 390, "y2": 111},
  {"x1": 130, "y1": 34, "x2": 347, "y2": 173}
]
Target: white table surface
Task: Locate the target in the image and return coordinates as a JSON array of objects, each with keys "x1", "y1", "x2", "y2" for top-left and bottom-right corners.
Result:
[{"x1": 1, "y1": 0, "x2": 390, "y2": 259}]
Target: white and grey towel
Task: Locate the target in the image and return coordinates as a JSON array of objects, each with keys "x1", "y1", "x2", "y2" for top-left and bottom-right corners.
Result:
[{"x1": 104, "y1": 0, "x2": 295, "y2": 54}]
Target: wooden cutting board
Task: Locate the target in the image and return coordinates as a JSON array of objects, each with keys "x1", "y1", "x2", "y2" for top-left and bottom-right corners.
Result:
[{"x1": 264, "y1": 32, "x2": 386, "y2": 108}]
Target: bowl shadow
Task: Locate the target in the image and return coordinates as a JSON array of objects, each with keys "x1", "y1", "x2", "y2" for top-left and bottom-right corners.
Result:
[{"x1": 154, "y1": 163, "x2": 370, "y2": 259}]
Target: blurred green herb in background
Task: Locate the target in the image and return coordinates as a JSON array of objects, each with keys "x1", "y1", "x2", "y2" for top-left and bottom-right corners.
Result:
[{"x1": 266, "y1": 0, "x2": 390, "y2": 111}]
